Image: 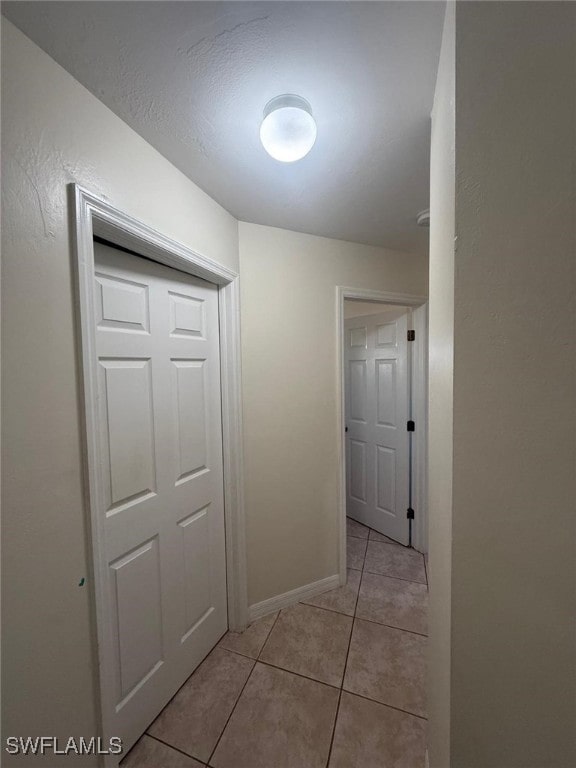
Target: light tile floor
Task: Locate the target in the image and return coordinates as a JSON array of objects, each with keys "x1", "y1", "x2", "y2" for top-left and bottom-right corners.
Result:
[{"x1": 121, "y1": 518, "x2": 428, "y2": 768}]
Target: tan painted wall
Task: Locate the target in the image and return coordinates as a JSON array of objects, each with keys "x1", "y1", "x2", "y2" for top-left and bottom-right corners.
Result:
[
  {"x1": 238, "y1": 222, "x2": 428, "y2": 606},
  {"x1": 451, "y1": 3, "x2": 576, "y2": 765},
  {"x1": 426, "y1": 2, "x2": 455, "y2": 766},
  {"x1": 1, "y1": 20, "x2": 238, "y2": 763},
  {"x1": 429, "y1": 3, "x2": 576, "y2": 765}
]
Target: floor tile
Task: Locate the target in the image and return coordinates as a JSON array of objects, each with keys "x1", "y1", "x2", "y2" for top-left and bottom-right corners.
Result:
[
  {"x1": 364, "y1": 540, "x2": 426, "y2": 584},
  {"x1": 356, "y1": 571, "x2": 428, "y2": 635},
  {"x1": 346, "y1": 517, "x2": 369, "y2": 539},
  {"x1": 147, "y1": 648, "x2": 254, "y2": 763},
  {"x1": 344, "y1": 619, "x2": 426, "y2": 717},
  {"x1": 328, "y1": 691, "x2": 426, "y2": 768},
  {"x1": 121, "y1": 735, "x2": 204, "y2": 767},
  {"x1": 302, "y1": 568, "x2": 361, "y2": 617},
  {"x1": 211, "y1": 662, "x2": 339, "y2": 768},
  {"x1": 259, "y1": 602, "x2": 352, "y2": 686},
  {"x1": 369, "y1": 528, "x2": 402, "y2": 545},
  {"x1": 347, "y1": 535, "x2": 368, "y2": 570},
  {"x1": 217, "y1": 612, "x2": 278, "y2": 659}
]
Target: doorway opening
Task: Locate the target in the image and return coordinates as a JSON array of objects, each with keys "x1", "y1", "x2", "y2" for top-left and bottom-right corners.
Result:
[{"x1": 337, "y1": 288, "x2": 428, "y2": 583}]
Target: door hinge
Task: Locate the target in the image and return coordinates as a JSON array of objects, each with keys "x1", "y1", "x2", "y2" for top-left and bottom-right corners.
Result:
[
  {"x1": 407, "y1": 508, "x2": 415, "y2": 520},
  {"x1": 407, "y1": 329, "x2": 415, "y2": 341},
  {"x1": 407, "y1": 420, "x2": 415, "y2": 432}
]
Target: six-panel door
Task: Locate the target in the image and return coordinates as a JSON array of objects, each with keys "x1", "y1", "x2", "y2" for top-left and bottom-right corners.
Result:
[
  {"x1": 94, "y1": 242, "x2": 227, "y2": 754},
  {"x1": 345, "y1": 311, "x2": 410, "y2": 544}
]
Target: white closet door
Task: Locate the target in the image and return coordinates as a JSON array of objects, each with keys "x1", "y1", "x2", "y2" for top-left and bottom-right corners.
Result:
[
  {"x1": 94, "y1": 242, "x2": 227, "y2": 754},
  {"x1": 345, "y1": 311, "x2": 410, "y2": 544}
]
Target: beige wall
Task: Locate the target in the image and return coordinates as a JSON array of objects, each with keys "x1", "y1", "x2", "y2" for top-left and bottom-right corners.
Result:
[
  {"x1": 239, "y1": 222, "x2": 427, "y2": 606},
  {"x1": 429, "y1": 2, "x2": 576, "y2": 765},
  {"x1": 426, "y1": 2, "x2": 455, "y2": 766},
  {"x1": 1, "y1": 20, "x2": 238, "y2": 763},
  {"x1": 451, "y1": 3, "x2": 576, "y2": 765}
]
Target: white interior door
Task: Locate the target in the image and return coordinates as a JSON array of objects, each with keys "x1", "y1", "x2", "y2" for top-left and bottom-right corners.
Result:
[
  {"x1": 93, "y1": 242, "x2": 227, "y2": 755},
  {"x1": 345, "y1": 310, "x2": 410, "y2": 544}
]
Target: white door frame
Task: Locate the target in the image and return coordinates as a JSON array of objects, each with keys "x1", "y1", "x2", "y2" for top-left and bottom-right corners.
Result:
[
  {"x1": 71, "y1": 184, "x2": 247, "y2": 759},
  {"x1": 336, "y1": 287, "x2": 428, "y2": 583}
]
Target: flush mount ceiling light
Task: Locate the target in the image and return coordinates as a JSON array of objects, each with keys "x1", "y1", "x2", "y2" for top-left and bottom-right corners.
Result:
[{"x1": 260, "y1": 94, "x2": 317, "y2": 162}]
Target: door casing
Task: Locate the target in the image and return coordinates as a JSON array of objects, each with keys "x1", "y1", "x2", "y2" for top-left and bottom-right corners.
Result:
[
  {"x1": 336, "y1": 287, "x2": 428, "y2": 584},
  {"x1": 71, "y1": 184, "x2": 247, "y2": 766}
]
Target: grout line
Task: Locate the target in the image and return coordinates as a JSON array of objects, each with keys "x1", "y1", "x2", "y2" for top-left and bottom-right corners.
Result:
[
  {"x1": 347, "y1": 533, "x2": 370, "y2": 541},
  {"x1": 300, "y1": 599, "x2": 355, "y2": 619},
  {"x1": 143, "y1": 641, "x2": 227, "y2": 741},
  {"x1": 206, "y1": 613, "x2": 283, "y2": 765},
  {"x1": 325, "y1": 688, "x2": 343, "y2": 768},
  {"x1": 368, "y1": 537, "x2": 409, "y2": 549},
  {"x1": 347, "y1": 540, "x2": 368, "y2": 571},
  {"x1": 207, "y1": 659, "x2": 257, "y2": 765},
  {"x1": 353, "y1": 571, "x2": 363, "y2": 617},
  {"x1": 363, "y1": 568, "x2": 427, "y2": 586},
  {"x1": 325, "y1": 586, "x2": 359, "y2": 768},
  {"x1": 299, "y1": 572, "x2": 361, "y2": 619},
  {"x1": 353, "y1": 614, "x2": 428, "y2": 638},
  {"x1": 368, "y1": 534, "x2": 403, "y2": 547},
  {"x1": 361, "y1": 570, "x2": 428, "y2": 587},
  {"x1": 359, "y1": 536, "x2": 368, "y2": 570},
  {"x1": 256, "y1": 658, "x2": 340, "y2": 690},
  {"x1": 345, "y1": 621, "x2": 358, "y2": 683},
  {"x1": 341, "y1": 687, "x2": 428, "y2": 721},
  {"x1": 357, "y1": 555, "x2": 428, "y2": 634},
  {"x1": 256, "y1": 608, "x2": 282, "y2": 661},
  {"x1": 346, "y1": 517, "x2": 370, "y2": 534},
  {"x1": 218, "y1": 645, "x2": 259, "y2": 662},
  {"x1": 343, "y1": 593, "x2": 360, "y2": 693},
  {"x1": 146, "y1": 733, "x2": 202, "y2": 762}
]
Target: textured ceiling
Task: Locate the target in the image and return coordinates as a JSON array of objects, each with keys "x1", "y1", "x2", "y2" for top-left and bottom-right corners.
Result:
[{"x1": 3, "y1": 1, "x2": 445, "y2": 253}]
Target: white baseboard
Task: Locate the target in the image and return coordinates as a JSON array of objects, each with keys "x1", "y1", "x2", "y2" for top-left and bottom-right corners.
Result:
[{"x1": 248, "y1": 574, "x2": 340, "y2": 622}]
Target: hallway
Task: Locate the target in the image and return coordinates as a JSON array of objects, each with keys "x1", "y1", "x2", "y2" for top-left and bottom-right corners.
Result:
[{"x1": 121, "y1": 519, "x2": 428, "y2": 768}]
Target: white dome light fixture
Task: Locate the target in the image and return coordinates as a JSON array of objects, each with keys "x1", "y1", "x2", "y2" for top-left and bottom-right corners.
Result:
[{"x1": 260, "y1": 94, "x2": 317, "y2": 163}]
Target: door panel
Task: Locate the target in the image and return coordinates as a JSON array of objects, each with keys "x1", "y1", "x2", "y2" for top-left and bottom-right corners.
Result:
[
  {"x1": 178, "y1": 506, "x2": 212, "y2": 640},
  {"x1": 376, "y1": 359, "x2": 396, "y2": 426},
  {"x1": 95, "y1": 272, "x2": 150, "y2": 334},
  {"x1": 94, "y1": 242, "x2": 227, "y2": 755},
  {"x1": 349, "y1": 440, "x2": 367, "y2": 502},
  {"x1": 349, "y1": 326, "x2": 367, "y2": 348},
  {"x1": 349, "y1": 360, "x2": 367, "y2": 422},
  {"x1": 100, "y1": 359, "x2": 157, "y2": 509},
  {"x1": 172, "y1": 360, "x2": 207, "y2": 480},
  {"x1": 168, "y1": 291, "x2": 205, "y2": 338},
  {"x1": 345, "y1": 310, "x2": 410, "y2": 543},
  {"x1": 376, "y1": 321, "x2": 396, "y2": 347},
  {"x1": 376, "y1": 445, "x2": 396, "y2": 516},
  {"x1": 110, "y1": 537, "x2": 163, "y2": 701}
]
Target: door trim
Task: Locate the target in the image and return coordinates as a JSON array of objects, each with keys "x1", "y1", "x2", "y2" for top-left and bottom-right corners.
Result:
[
  {"x1": 336, "y1": 287, "x2": 428, "y2": 584},
  {"x1": 71, "y1": 184, "x2": 247, "y2": 763}
]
